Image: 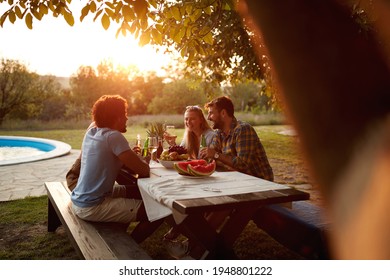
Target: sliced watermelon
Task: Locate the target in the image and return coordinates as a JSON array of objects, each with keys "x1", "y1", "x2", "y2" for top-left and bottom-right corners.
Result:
[
  {"x1": 187, "y1": 160, "x2": 216, "y2": 177},
  {"x1": 174, "y1": 159, "x2": 207, "y2": 175}
]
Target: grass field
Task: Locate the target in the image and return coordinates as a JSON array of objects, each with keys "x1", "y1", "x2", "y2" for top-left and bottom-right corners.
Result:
[{"x1": 0, "y1": 120, "x2": 318, "y2": 260}]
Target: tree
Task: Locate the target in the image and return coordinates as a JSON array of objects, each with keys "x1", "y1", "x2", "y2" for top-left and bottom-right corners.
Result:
[
  {"x1": 9, "y1": 74, "x2": 63, "y2": 120},
  {"x1": 127, "y1": 72, "x2": 165, "y2": 115},
  {"x1": 225, "y1": 79, "x2": 272, "y2": 113},
  {"x1": 147, "y1": 78, "x2": 214, "y2": 114},
  {"x1": 0, "y1": 59, "x2": 35, "y2": 125},
  {"x1": 0, "y1": 0, "x2": 265, "y2": 87}
]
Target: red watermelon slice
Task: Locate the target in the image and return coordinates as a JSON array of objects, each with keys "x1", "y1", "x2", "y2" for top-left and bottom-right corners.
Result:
[
  {"x1": 174, "y1": 159, "x2": 207, "y2": 175},
  {"x1": 187, "y1": 160, "x2": 216, "y2": 177}
]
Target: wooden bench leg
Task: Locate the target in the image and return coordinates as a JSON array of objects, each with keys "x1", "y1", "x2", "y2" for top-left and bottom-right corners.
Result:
[
  {"x1": 131, "y1": 218, "x2": 165, "y2": 243},
  {"x1": 47, "y1": 197, "x2": 62, "y2": 232}
]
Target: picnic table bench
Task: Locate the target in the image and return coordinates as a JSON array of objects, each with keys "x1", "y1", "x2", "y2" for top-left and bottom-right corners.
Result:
[
  {"x1": 253, "y1": 200, "x2": 331, "y2": 259},
  {"x1": 45, "y1": 181, "x2": 151, "y2": 260}
]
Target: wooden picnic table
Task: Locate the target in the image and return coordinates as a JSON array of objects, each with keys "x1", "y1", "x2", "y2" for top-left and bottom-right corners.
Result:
[{"x1": 138, "y1": 161, "x2": 310, "y2": 259}]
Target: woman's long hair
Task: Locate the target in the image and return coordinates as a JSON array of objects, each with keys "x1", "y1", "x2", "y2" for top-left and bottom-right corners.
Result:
[{"x1": 182, "y1": 106, "x2": 211, "y2": 158}]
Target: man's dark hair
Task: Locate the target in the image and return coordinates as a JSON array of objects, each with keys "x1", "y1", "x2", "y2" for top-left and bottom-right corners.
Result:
[
  {"x1": 205, "y1": 96, "x2": 234, "y2": 117},
  {"x1": 92, "y1": 95, "x2": 128, "y2": 128}
]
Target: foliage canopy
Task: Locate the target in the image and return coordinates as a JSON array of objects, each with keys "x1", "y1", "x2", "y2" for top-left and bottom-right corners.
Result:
[{"x1": 0, "y1": 0, "x2": 266, "y2": 87}]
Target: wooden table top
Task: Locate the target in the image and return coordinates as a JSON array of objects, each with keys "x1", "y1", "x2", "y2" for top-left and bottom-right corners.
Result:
[
  {"x1": 141, "y1": 162, "x2": 310, "y2": 217},
  {"x1": 173, "y1": 187, "x2": 310, "y2": 214}
]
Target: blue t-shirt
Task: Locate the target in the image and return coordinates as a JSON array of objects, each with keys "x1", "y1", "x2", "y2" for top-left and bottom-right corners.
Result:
[{"x1": 71, "y1": 127, "x2": 130, "y2": 207}]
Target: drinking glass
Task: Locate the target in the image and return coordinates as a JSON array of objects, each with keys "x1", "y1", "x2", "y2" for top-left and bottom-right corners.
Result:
[
  {"x1": 165, "y1": 125, "x2": 176, "y2": 147},
  {"x1": 166, "y1": 125, "x2": 176, "y2": 137},
  {"x1": 148, "y1": 136, "x2": 158, "y2": 160}
]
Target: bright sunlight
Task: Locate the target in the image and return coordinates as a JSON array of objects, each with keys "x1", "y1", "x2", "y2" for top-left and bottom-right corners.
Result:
[{"x1": 0, "y1": 3, "x2": 171, "y2": 77}]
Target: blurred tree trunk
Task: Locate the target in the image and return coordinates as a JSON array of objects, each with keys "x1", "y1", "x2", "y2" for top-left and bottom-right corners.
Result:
[{"x1": 238, "y1": 0, "x2": 390, "y2": 259}]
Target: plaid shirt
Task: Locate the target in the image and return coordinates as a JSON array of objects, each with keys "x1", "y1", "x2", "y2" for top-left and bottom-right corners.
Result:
[{"x1": 211, "y1": 118, "x2": 274, "y2": 181}]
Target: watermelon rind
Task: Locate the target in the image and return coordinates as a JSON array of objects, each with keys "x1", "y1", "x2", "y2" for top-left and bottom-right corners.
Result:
[
  {"x1": 174, "y1": 162, "x2": 190, "y2": 175},
  {"x1": 187, "y1": 161, "x2": 216, "y2": 177},
  {"x1": 174, "y1": 159, "x2": 207, "y2": 175}
]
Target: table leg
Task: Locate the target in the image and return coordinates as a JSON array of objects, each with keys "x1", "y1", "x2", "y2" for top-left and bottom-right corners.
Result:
[
  {"x1": 177, "y1": 206, "x2": 258, "y2": 259},
  {"x1": 218, "y1": 207, "x2": 258, "y2": 248}
]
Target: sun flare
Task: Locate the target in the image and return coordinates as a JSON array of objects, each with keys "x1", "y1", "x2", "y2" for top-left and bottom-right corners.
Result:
[{"x1": 0, "y1": 4, "x2": 171, "y2": 77}]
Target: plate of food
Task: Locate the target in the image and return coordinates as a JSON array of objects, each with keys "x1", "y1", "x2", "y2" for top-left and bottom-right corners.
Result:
[{"x1": 159, "y1": 146, "x2": 189, "y2": 169}]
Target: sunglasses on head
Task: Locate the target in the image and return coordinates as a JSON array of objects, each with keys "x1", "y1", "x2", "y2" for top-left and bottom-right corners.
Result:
[{"x1": 186, "y1": 105, "x2": 202, "y2": 110}]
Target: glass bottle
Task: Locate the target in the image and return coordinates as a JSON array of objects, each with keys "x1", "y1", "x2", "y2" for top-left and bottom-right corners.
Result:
[
  {"x1": 156, "y1": 137, "x2": 163, "y2": 159},
  {"x1": 142, "y1": 137, "x2": 149, "y2": 157},
  {"x1": 200, "y1": 134, "x2": 206, "y2": 148},
  {"x1": 135, "y1": 134, "x2": 141, "y2": 148}
]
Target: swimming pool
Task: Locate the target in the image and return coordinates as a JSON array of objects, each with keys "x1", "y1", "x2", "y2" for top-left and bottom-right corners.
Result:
[{"x1": 0, "y1": 136, "x2": 72, "y2": 166}]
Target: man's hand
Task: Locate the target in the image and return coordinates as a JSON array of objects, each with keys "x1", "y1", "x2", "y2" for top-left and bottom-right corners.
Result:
[
  {"x1": 199, "y1": 147, "x2": 216, "y2": 159},
  {"x1": 132, "y1": 146, "x2": 141, "y2": 155}
]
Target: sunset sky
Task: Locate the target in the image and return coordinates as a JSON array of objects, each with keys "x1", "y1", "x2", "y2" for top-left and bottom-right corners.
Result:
[{"x1": 0, "y1": 4, "x2": 172, "y2": 77}]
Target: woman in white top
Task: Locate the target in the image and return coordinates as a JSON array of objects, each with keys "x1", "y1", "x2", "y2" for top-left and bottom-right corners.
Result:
[
  {"x1": 163, "y1": 105, "x2": 216, "y2": 257},
  {"x1": 165, "y1": 105, "x2": 215, "y2": 159}
]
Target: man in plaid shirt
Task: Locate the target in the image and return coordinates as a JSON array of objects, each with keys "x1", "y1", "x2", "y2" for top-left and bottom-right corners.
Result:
[{"x1": 200, "y1": 96, "x2": 274, "y2": 181}]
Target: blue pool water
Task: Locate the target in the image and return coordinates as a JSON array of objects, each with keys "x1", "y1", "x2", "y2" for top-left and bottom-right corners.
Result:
[{"x1": 0, "y1": 136, "x2": 71, "y2": 166}]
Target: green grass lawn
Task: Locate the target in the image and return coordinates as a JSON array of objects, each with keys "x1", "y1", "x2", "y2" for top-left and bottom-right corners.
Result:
[{"x1": 0, "y1": 124, "x2": 312, "y2": 259}]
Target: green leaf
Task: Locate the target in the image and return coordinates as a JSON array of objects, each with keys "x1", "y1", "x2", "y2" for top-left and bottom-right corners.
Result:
[
  {"x1": 105, "y1": 2, "x2": 114, "y2": 9},
  {"x1": 101, "y1": 13, "x2": 110, "y2": 30},
  {"x1": 105, "y1": 7, "x2": 115, "y2": 18},
  {"x1": 187, "y1": 49, "x2": 195, "y2": 64},
  {"x1": 25, "y1": 13, "x2": 33, "y2": 29},
  {"x1": 15, "y1": 6, "x2": 23, "y2": 19},
  {"x1": 185, "y1": 4, "x2": 192, "y2": 14},
  {"x1": 31, "y1": 8, "x2": 42, "y2": 20},
  {"x1": 173, "y1": 27, "x2": 185, "y2": 44},
  {"x1": 203, "y1": 32, "x2": 213, "y2": 45},
  {"x1": 122, "y1": 5, "x2": 135, "y2": 22},
  {"x1": 93, "y1": 9, "x2": 103, "y2": 22},
  {"x1": 0, "y1": 13, "x2": 6, "y2": 27},
  {"x1": 183, "y1": 17, "x2": 190, "y2": 27},
  {"x1": 39, "y1": 3, "x2": 48, "y2": 15},
  {"x1": 63, "y1": 11, "x2": 74, "y2": 26},
  {"x1": 151, "y1": 28, "x2": 163, "y2": 45},
  {"x1": 223, "y1": 3, "x2": 232, "y2": 11},
  {"x1": 190, "y1": 9, "x2": 201, "y2": 22},
  {"x1": 172, "y1": 6, "x2": 181, "y2": 21},
  {"x1": 134, "y1": 0, "x2": 147, "y2": 17},
  {"x1": 204, "y1": 7, "x2": 212, "y2": 15},
  {"x1": 48, "y1": 1, "x2": 54, "y2": 12},
  {"x1": 80, "y1": 4, "x2": 90, "y2": 21},
  {"x1": 9, "y1": 11, "x2": 16, "y2": 23},
  {"x1": 140, "y1": 18, "x2": 148, "y2": 30},
  {"x1": 155, "y1": 23, "x2": 163, "y2": 32},
  {"x1": 149, "y1": 0, "x2": 157, "y2": 9},
  {"x1": 186, "y1": 26, "x2": 192, "y2": 38},
  {"x1": 180, "y1": 46, "x2": 187, "y2": 57},
  {"x1": 115, "y1": 1, "x2": 123, "y2": 14},
  {"x1": 129, "y1": 20, "x2": 138, "y2": 33},
  {"x1": 139, "y1": 31, "x2": 150, "y2": 46},
  {"x1": 90, "y1": 1, "x2": 97, "y2": 13}
]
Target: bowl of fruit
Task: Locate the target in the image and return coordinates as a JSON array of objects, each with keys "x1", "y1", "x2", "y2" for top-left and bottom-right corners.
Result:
[{"x1": 159, "y1": 145, "x2": 189, "y2": 169}]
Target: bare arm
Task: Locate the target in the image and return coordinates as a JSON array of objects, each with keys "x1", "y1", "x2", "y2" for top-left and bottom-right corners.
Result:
[{"x1": 118, "y1": 149, "x2": 150, "y2": 178}]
